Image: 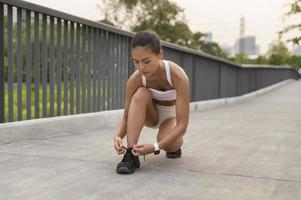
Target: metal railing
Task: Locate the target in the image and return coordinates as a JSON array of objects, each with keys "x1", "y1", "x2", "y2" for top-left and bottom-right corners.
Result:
[{"x1": 0, "y1": 0, "x2": 300, "y2": 123}]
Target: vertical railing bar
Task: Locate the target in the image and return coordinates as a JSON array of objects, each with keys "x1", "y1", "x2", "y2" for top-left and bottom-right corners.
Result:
[
  {"x1": 236, "y1": 68, "x2": 239, "y2": 96},
  {"x1": 95, "y1": 29, "x2": 99, "y2": 111},
  {"x1": 7, "y1": 5, "x2": 13, "y2": 122},
  {"x1": 17, "y1": 7, "x2": 23, "y2": 121},
  {"x1": 114, "y1": 35, "x2": 120, "y2": 109},
  {"x1": 120, "y1": 36, "x2": 124, "y2": 108},
  {"x1": 93, "y1": 27, "x2": 97, "y2": 111},
  {"x1": 96, "y1": 29, "x2": 101, "y2": 111},
  {"x1": 113, "y1": 34, "x2": 117, "y2": 109},
  {"x1": 125, "y1": 36, "x2": 129, "y2": 105},
  {"x1": 75, "y1": 22, "x2": 81, "y2": 114},
  {"x1": 34, "y1": 12, "x2": 40, "y2": 119},
  {"x1": 118, "y1": 35, "x2": 123, "y2": 108},
  {"x1": 25, "y1": 10, "x2": 32, "y2": 120},
  {"x1": 121, "y1": 36, "x2": 126, "y2": 107},
  {"x1": 116, "y1": 34, "x2": 119, "y2": 108},
  {"x1": 63, "y1": 20, "x2": 69, "y2": 115},
  {"x1": 69, "y1": 21, "x2": 74, "y2": 115},
  {"x1": 87, "y1": 26, "x2": 92, "y2": 113},
  {"x1": 81, "y1": 25, "x2": 86, "y2": 113},
  {"x1": 104, "y1": 31, "x2": 108, "y2": 111},
  {"x1": 127, "y1": 38, "x2": 135, "y2": 78},
  {"x1": 191, "y1": 56, "x2": 196, "y2": 101},
  {"x1": 111, "y1": 34, "x2": 115, "y2": 109},
  {"x1": 95, "y1": 28, "x2": 99, "y2": 111},
  {"x1": 42, "y1": 14, "x2": 47, "y2": 118},
  {"x1": 0, "y1": 3, "x2": 4, "y2": 123},
  {"x1": 91, "y1": 27, "x2": 95, "y2": 111},
  {"x1": 107, "y1": 32, "x2": 111, "y2": 110},
  {"x1": 49, "y1": 15, "x2": 55, "y2": 117},
  {"x1": 122, "y1": 37, "x2": 127, "y2": 107},
  {"x1": 110, "y1": 33, "x2": 113, "y2": 110},
  {"x1": 57, "y1": 18, "x2": 62, "y2": 116},
  {"x1": 117, "y1": 36, "x2": 121, "y2": 108},
  {"x1": 218, "y1": 63, "x2": 221, "y2": 98},
  {"x1": 108, "y1": 33, "x2": 112, "y2": 110},
  {"x1": 127, "y1": 37, "x2": 132, "y2": 79},
  {"x1": 105, "y1": 32, "x2": 109, "y2": 110},
  {"x1": 99, "y1": 30, "x2": 104, "y2": 111},
  {"x1": 101, "y1": 31, "x2": 106, "y2": 111}
]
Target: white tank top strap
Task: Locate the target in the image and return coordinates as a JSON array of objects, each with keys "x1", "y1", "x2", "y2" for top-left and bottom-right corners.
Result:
[
  {"x1": 142, "y1": 75, "x2": 146, "y2": 87},
  {"x1": 163, "y1": 60, "x2": 173, "y2": 87}
]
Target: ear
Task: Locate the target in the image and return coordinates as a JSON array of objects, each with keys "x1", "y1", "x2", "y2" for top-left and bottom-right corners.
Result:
[{"x1": 158, "y1": 49, "x2": 163, "y2": 59}]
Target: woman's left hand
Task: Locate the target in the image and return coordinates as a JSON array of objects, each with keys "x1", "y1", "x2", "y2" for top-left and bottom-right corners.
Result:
[{"x1": 132, "y1": 143, "x2": 155, "y2": 156}]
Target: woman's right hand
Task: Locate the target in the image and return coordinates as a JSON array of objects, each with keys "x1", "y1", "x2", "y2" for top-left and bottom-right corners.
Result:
[{"x1": 114, "y1": 136, "x2": 126, "y2": 154}]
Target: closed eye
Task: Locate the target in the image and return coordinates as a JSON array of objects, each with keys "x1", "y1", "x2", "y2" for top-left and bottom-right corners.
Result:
[{"x1": 133, "y1": 59, "x2": 150, "y2": 64}]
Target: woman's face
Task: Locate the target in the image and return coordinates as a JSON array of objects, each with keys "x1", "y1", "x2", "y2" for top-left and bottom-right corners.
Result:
[{"x1": 131, "y1": 46, "x2": 163, "y2": 78}]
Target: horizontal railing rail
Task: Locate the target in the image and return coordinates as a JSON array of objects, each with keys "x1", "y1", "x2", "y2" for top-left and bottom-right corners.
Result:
[{"x1": 0, "y1": 0, "x2": 300, "y2": 123}]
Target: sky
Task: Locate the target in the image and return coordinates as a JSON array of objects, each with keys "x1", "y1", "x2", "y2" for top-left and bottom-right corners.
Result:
[{"x1": 25, "y1": 0, "x2": 299, "y2": 54}]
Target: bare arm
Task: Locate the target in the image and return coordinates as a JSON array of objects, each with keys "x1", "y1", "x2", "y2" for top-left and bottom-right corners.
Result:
[{"x1": 115, "y1": 70, "x2": 141, "y2": 139}]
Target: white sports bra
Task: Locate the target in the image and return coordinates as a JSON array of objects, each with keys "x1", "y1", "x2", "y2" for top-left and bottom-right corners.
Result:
[{"x1": 142, "y1": 60, "x2": 177, "y2": 101}]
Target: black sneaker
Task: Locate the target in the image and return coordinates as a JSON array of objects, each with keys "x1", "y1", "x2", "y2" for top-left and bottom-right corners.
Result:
[
  {"x1": 116, "y1": 147, "x2": 140, "y2": 174},
  {"x1": 166, "y1": 148, "x2": 182, "y2": 159}
]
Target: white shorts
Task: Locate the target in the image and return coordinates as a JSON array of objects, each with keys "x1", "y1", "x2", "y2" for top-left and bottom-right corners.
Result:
[{"x1": 149, "y1": 104, "x2": 176, "y2": 129}]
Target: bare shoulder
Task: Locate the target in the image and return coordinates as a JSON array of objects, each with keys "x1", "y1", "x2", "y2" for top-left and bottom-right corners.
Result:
[
  {"x1": 127, "y1": 70, "x2": 143, "y2": 89},
  {"x1": 168, "y1": 61, "x2": 189, "y2": 88}
]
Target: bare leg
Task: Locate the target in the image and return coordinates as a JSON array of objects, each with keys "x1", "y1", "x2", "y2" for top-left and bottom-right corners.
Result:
[
  {"x1": 157, "y1": 118, "x2": 183, "y2": 152},
  {"x1": 126, "y1": 87, "x2": 158, "y2": 147}
]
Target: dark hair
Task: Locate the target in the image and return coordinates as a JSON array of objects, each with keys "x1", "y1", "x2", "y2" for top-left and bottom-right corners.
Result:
[{"x1": 131, "y1": 31, "x2": 161, "y2": 54}]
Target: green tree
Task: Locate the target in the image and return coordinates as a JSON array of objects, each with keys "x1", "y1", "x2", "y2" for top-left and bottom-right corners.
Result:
[
  {"x1": 266, "y1": 40, "x2": 290, "y2": 65},
  {"x1": 255, "y1": 55, "x2": 269, "y2": 64},
  {"x1": 232, "y1": 53, "x2": 248, "y2": 64},
  {"x1": 199, "y1": 41, "x2": 229, "y2": 59},
  {"x1": 96, "y1": 0, "x2": 126, "y2": 27},
  {"x1": 97, "y1": 0, "x2": 231, "y2": 59},
  {"x1": 287, "y1": 55, "x2": 301, "y2": 70},
  {"x1": 97, "y1": 0, "x2": 200, "y2": 50},
  {"x1": 98, "y1": 18, "x2": 115, "y2": 27},
  {"x1": 189, "y1": 31, "x2": 204, "y2": 50},
  {"x1": 279, "y1": 0, "x2": 301, "y2": 45},
  {"x1": 228, "y1": 54, "x2": 270, "y2": 65}
]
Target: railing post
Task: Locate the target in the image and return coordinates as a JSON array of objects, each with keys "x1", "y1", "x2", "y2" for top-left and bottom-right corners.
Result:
[
  {"x1": 218, "y1": 63, "x2": 222, "y2": 98},
  {"x1": 191, "y1": 56, "x2": 196, "y2": 101},
  {"x1": 236, "y1": 68, "x2": 239, "y2": 96},
  {"x1": 0, "y1": 3, "x2": 4, "y2": 123}
]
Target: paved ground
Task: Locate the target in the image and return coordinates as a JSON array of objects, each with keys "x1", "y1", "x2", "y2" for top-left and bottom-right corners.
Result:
[{"x1": 0, "y1": 80, "x2": 301, "y2": 200}]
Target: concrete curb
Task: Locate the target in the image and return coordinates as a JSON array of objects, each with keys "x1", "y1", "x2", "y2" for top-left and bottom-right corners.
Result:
[
  {"x1": 190, "y1": 79, "x2": 294, "y2": 112},
  {"x1": 0, "y1": 79, "x2": 295, "y2": 144},
  {"x1": 0, "y1": 110, "x2": 123, "y2": 144}
]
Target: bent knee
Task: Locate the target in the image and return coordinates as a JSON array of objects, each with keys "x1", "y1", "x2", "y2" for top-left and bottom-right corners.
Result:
[{"x1": 132, "y1": 87, "x2": 152, "y2": 103}]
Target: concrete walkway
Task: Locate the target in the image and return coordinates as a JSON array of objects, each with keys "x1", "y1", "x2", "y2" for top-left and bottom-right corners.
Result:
[{"x1": 0, "y1": 80, "x2": 301, "y2": 200}]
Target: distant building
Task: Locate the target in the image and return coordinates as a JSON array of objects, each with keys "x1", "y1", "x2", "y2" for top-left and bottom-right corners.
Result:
[
  {"x1": 234, "y1": 36, "x2": 259, "y2": 57},
  {"x1": 234, "y1": 15, "x2": 260, "y2": 57},
  {"x1": 256, "y1": 45, "x2": 260, "y2": 55},
  {"x1": 204, "y1": 32, "x2": 212, "y2": 43}
]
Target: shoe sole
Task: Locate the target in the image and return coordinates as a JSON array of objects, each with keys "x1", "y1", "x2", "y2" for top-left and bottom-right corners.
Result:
[
  {"x1": 166, "y1": 148, "x2": 182, "y2": 159},
  {"x1": 116, "y1": 167, "x2": 135, "y2": 174},
  {"x1": 166, "y1": 154, "x2": 181, "y2": 159}
]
